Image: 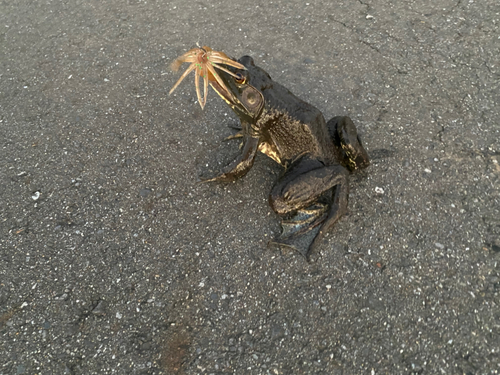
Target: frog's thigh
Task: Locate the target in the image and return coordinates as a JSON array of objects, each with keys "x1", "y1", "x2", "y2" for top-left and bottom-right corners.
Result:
[{"x1": 269, "y1": 158, "x2": 348, "y2": 215}]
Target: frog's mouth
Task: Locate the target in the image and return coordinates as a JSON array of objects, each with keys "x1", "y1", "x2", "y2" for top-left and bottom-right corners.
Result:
[
  {"x1": 210, "y1": 79, "x2": 239, "y2": 108},
  {"x1": 209, "y1": 69, "x2": 264, "y2": 123},
  {"x1": 208, "y1": 64, "x2": 246, "y2": 107}
]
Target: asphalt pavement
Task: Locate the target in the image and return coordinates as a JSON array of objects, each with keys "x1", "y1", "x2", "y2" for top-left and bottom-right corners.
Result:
[{"x1": 1, "y1": 0, "x2": 499, "y2": 374}]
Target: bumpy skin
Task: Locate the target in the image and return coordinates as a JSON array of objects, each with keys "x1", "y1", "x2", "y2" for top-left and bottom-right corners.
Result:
[{"x1": 204, "y1": 56, "x2": 370, "y2": 259}]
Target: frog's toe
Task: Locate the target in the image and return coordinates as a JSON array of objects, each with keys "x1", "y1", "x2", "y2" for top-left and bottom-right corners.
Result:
[
  {"x1": 224, "y1": 131, "x2": 244, "y2": 141},
  {"x1": 198, "y1": 174, "x2": 227, "y2": 183}
]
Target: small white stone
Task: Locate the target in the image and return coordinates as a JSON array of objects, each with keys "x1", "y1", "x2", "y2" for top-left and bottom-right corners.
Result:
[
  {"x1": 375, "y1": 187, "x2": 384, "y2": 194},
  {"x1": 32, "y1": 191, "x2": 40, "y2": 200},
  {"x1": 366, "y1": 14, "x2": 374, "y2": 19}
]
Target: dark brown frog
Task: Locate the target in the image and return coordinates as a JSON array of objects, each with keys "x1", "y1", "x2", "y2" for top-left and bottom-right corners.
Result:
[{"x1": 200, "y1": 56, "x2": 370, "y2": 259}]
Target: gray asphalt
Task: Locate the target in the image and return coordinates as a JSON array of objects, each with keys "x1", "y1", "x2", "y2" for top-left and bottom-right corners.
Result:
[{"x1": 1, "y1": 0, "x2": 499, "y2": 374}]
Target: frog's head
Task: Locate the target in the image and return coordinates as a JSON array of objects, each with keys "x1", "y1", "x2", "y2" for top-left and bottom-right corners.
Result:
[{"x1": 210, "y1": 56, "x2": 268, "y2": 124}]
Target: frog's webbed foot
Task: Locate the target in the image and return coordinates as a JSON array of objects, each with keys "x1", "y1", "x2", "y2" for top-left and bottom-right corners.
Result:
[
  {"x1": 269, "y1": 155, "x2": 350, "y2": 259},
  {"x1": 269, "y1": 203, "x2": 329, "y2": 259}
]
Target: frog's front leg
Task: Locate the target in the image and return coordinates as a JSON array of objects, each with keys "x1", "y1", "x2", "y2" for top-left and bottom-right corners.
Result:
[
  {"x1": 269, "y1": 155, "x2": 349, "y2": 258},
  {"x1": 200, "y1": 135, "x2": 260, "y2": 183}
]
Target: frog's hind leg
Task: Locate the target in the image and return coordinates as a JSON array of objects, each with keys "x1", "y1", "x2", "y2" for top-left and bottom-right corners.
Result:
[{"x1": 269, "y1": 155, "x2": 349, "y2": 259}]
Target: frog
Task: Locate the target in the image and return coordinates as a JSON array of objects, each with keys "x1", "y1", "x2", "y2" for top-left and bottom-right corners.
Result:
[{"x1": 201, "y1": 55, "x2": 370, "y2": 259}]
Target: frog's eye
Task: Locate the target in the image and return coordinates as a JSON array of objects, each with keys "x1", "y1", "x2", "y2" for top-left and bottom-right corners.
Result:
[
  {"x1": 241, "y1": 87, "x2": 263, "y2": 111},
  {"x1": 234, "y1": 72, "x2": 247, "y2": 84}
]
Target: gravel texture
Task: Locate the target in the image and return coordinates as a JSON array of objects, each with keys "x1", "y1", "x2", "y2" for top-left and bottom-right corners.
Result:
[{"x1": 1, "y1": 0, "x2": 499, "y2": 374}]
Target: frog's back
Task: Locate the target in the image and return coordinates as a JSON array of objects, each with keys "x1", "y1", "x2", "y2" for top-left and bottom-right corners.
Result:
[{"x1": 256, "y1": 78, "x2": 336, "y2": 165}]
